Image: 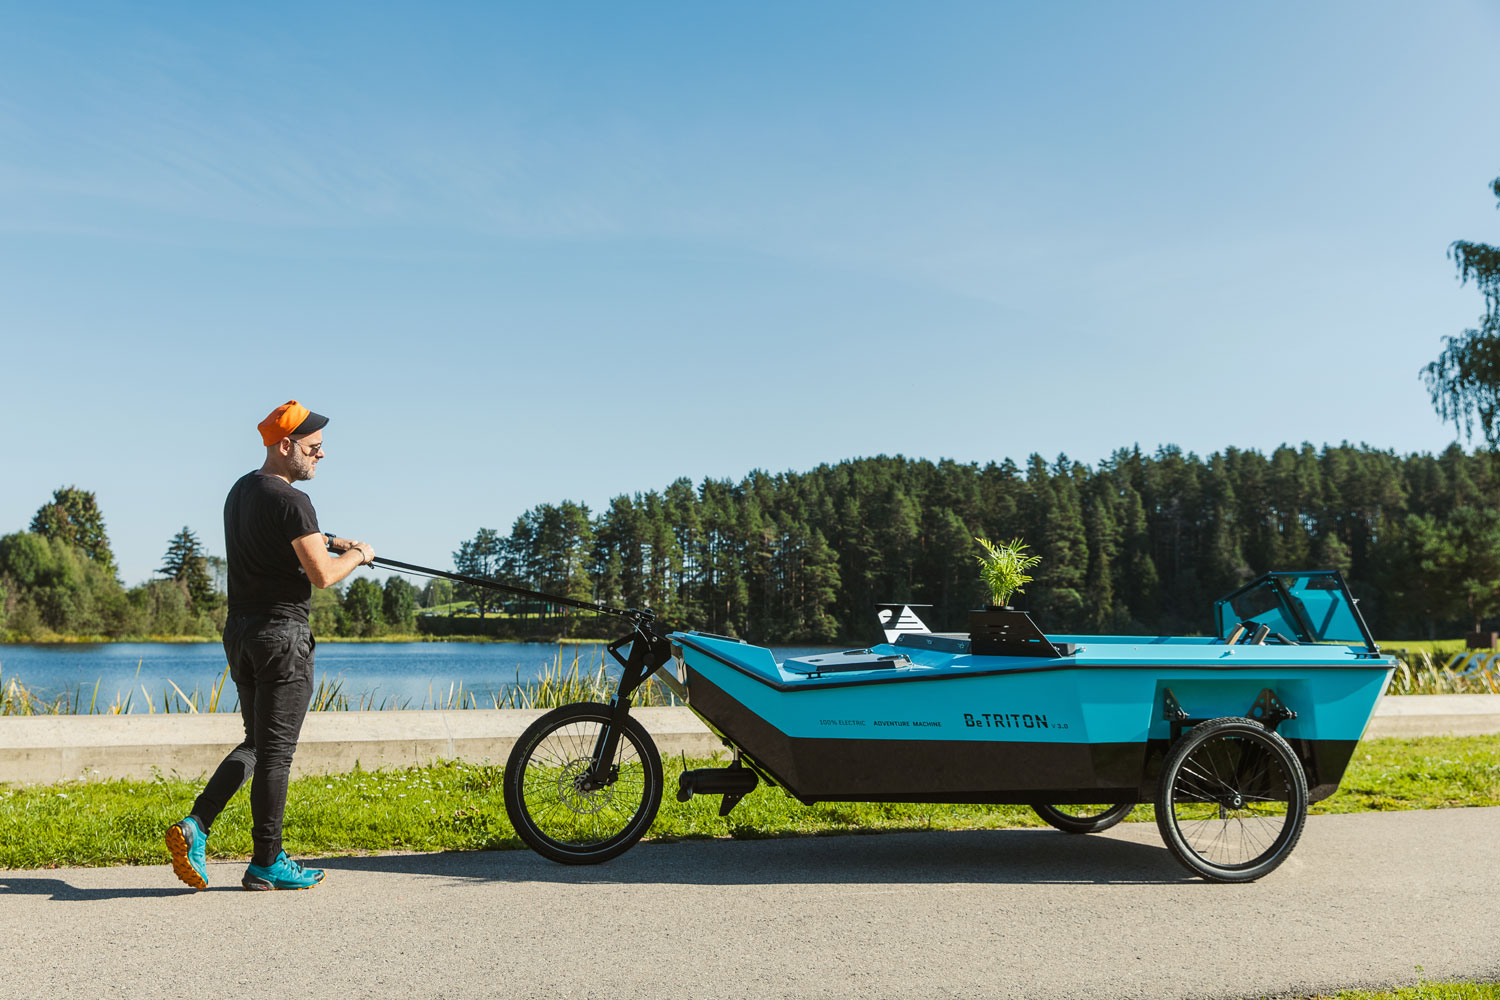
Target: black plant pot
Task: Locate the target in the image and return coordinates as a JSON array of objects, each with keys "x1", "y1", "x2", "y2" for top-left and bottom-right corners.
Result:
[{"x1": 968, "y1": 606, "x2": 1059, "y2": 657}]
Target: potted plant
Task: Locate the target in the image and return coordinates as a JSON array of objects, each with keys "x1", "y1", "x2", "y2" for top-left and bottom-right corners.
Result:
[
  {"x1": 969, "y1": 537, "x2": 1055, "y2": 656},
  {"x1": 974, "y1": 536, "x2": 1040, "y2": 610}
]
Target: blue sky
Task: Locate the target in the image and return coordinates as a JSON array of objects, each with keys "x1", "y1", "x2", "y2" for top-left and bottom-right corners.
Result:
[{"x1": 3, "y1": 2, "x2": 1499, "y2": 586}]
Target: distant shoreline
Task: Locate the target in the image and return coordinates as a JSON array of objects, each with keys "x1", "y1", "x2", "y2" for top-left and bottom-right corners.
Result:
[{"x1": 0, "y1": 634, "x2": 614, "y2": 646}]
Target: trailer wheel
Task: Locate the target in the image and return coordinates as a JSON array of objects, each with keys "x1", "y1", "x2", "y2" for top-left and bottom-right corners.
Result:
[
  {"x1": 503, "y1": 701, "x2": 663, "y2": 865},
  {"x1": 1155, "y1": 717, "x2": 1308, "y2": 882},
  {"x1": 1032, "y1": 803, "x2": 1135, "y2": 834}
]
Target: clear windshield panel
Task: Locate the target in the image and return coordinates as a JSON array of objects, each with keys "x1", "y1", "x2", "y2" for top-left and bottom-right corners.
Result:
[
  {"x1": 1224, "y1": 583, "x2": 1302, "y2": 640},
  {"x1": 1280, "y1": 574, "x2": 1367, "y2": 643},
  {"x1": 1215, "y1": 572, "x2": 1373, "y2": 647}
]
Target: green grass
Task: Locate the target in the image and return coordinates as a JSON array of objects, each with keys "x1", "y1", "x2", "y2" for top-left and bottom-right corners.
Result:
[
  {"x1": 1, "y1": 734, "x2": 1496, "y2": 871},
  {"x1": 1277, "y1": 981, "x2": 1500, "y2": 1000},
  {"x1": 1308, "y1": 735, "x2": 1500, "y2": 812},
  {"x1": 419, "y1": 600, "x2": 476, "y2": 615}
]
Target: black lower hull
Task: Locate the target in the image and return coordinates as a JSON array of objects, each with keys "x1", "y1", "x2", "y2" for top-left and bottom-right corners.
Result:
[{"x1": 687, "y1": 667, "x2": 1357, "y2": 805}]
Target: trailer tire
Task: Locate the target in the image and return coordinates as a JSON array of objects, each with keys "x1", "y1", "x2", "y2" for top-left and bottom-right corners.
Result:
[
  {"x1": 504, "y1": 701, "x2": 663, "y2": 865},
  {"x1": 1155, "y1": 717, "x2": 1308, "y2": 883},
  {"x1": 1032, "y1": 803, "x2": 1135, "y2": 834}
]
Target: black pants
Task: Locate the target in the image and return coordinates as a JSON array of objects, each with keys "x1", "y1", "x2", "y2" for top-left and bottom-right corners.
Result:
[{"x1": 191, "y1": 615, "x2": 315, "y2": 867}]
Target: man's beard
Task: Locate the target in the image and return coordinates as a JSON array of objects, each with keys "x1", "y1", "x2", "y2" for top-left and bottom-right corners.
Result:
[{"x1": 289, "y1": 457, "x2": 317, "y2": 481}]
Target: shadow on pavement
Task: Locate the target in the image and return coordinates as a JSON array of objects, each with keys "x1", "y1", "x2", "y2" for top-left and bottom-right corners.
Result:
[
  {"x1": 0, "y1": 877, "x2": 196, "y2": 901},
  {"x1": 315, "y1": 828, "x2": 1198, "y2": 886}
]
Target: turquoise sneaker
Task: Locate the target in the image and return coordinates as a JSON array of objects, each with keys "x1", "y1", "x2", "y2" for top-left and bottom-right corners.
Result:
[
  {"x1": 165, "y1": 816, "x2": 208, "y2": 890},
  {"x1": 241, "y1": 851, "x2": 325, "y2": 891}
]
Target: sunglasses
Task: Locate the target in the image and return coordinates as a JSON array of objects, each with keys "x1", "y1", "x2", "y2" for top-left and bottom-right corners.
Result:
[{"x1": 289, "y1": 438, "x2": 324, "y2": 457}]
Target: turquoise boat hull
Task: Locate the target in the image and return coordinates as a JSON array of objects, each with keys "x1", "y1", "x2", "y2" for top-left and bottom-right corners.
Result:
[{"x1": 668, "y1": 630, "x2": 1394, "y2": 805}]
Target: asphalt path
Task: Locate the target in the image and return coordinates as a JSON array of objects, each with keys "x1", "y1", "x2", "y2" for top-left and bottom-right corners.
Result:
[{"x1": 3, "y1": 808, "x2": 1497, "y2": 1000}]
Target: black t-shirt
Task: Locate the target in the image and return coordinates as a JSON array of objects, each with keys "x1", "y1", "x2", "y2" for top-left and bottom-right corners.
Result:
[{"x1": 224, "y1": 471, "x2": 321, "y2": 622}]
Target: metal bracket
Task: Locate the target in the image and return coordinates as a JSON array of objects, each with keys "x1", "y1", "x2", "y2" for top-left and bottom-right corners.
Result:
[
  {"x1": 1163, "y1": 688, "x2": 1202, "y2": 742},
  {"x1": 1248, "y1": 688, "x2": 1297, "y2": 732},
  {"x1": 720, "y1": 755, "x2": 755, "y2": 816}
]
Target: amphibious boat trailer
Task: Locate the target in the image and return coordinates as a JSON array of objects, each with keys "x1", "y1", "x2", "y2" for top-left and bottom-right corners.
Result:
[{"x1": 375, "y1": 558, "x2": 1395, "y2": 882}]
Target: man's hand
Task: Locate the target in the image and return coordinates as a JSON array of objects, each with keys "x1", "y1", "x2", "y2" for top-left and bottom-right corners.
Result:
[
  {"x1": 294, "y1": 534, "x2": 375, "y2": 587},
  {"x1": 325, "y1": 535, "x2": 375, "y2": 565}
]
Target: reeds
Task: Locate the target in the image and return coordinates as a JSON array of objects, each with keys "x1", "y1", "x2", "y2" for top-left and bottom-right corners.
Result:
[
  {"x1": 493, "y1": 643, "x2": 678, "y2": 709},
  {"x1": 1, "y1": 663, "x2": 72, "y2": 715},
  {"x1": 1387, "y1": 650, "x2": 1500, "y2": 695}
]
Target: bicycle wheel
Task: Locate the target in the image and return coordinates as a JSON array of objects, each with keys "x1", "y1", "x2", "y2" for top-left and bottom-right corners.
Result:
[
  {"x1": 503, "y1": 701, "x2": 663, "y2": 865},
  {"x1": 1155, "y1": 717, "x2": 1308, "y2": 883},
  {"x1": 1032, "y1": 802, "x2": 1135, "y2": 834}
]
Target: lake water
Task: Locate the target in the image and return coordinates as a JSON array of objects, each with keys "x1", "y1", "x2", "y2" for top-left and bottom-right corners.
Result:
[{"x1": 0, "y1": 640, "x2": 840, "y2": 712}]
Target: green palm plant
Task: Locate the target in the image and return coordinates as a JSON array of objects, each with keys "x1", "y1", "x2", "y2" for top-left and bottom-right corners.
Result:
[{"x1": 975, "y1": 536, "x2": 1042, "y2": 608}]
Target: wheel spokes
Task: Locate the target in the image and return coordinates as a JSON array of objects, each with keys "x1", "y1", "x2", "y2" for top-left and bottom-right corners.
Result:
[
  {"x1": 1172, "y1": 733, "x2": 1293, "y2": 869},
  {"x1": 519, "y1": 720, "x2": 649, "y2": 848}
]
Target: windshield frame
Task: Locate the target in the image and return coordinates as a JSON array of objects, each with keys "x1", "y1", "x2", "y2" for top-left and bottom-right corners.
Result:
[{"x1": 1213, "y1": 570, "x2": 1379, "y2": 653}]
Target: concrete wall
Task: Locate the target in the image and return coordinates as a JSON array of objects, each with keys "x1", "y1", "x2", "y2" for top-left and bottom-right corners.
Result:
[
  {"x1": 1, "y1": 696, "x2": 1496, "y2": 785},
  {"x1": 0, "y1": 708, "x2": 725, "y2": 784}
]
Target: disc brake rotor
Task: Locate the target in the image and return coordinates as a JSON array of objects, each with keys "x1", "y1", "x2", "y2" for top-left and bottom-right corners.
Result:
[{"x1": 556, "y1": 758, "x2": 616, "y2": 815}]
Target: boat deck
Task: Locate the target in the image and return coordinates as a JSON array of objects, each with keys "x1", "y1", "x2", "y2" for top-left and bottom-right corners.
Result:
[{"x1": 671, "y1": 630, "x2": 1389, "y2": 692}]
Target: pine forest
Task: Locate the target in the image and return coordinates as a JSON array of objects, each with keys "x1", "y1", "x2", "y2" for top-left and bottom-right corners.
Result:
[{"x1": 448, "y1": 443, "x2": 1500, "y2": 643}]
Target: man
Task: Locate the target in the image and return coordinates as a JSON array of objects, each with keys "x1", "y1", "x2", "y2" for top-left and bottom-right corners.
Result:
[{"x1": 166, "y1": 400, "x2": 374, "y2": 891}]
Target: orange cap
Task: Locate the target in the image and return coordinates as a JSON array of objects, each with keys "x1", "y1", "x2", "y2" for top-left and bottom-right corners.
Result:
[{"x1": 257, "y1": 400, "x2": 328, "y2": 446}]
